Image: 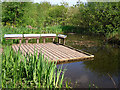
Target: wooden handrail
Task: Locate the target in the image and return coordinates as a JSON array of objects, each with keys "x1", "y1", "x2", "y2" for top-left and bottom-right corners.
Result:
[{"x1": 4, "y1": 34, "x2": 67, "y2": 44}]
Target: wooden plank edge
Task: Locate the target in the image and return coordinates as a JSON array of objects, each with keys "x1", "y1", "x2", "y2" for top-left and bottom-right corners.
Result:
[
  {"x1": 49, "y1": 55, "x2": 94, "y2": 64},
  {"x1": 60, "y1": 44, "x2": 94, "y2": 56}
]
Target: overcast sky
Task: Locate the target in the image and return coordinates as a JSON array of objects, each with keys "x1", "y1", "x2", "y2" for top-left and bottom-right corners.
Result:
[{"x1": 34, "y1": 0, "x2": 87, "y2": 6}]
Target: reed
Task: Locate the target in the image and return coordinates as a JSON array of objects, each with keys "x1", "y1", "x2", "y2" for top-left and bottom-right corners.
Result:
[{"x1": 2, "y1": 46, "x2": 66, "y2": 88}]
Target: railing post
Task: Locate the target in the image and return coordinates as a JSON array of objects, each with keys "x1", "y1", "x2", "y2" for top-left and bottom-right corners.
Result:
[
  {"x1": 37, "y1": 38, "x2": 39, "y2": 43},
  {"x1": 53, "y1": 38, "x2": 55, "y2": 42},
  {"x1": 58, "y1": 38, "x2": 59, "y2": 44},
  {"x1": 63, "y1": 38, "x2": 65, "y2": 45},
  {"x1": 26, "y1": 39, "x2": 28, "y2": 43},
  {"x1": 58, "y1": 38, "x2": 61, "y2": 44},
  {"x1": 19, "y1": 39, "x2": 22, "y2": 44},
  {"x1": 43, "y1": 38, "x2": 45, "y2": 43}
]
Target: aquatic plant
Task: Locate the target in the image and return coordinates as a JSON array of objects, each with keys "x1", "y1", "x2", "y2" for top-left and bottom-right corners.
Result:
[{"x1": 2, "y1": 46, "x2": 66, "y2": 88}]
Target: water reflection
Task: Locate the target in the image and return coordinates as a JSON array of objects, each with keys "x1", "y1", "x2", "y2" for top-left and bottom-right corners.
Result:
[
  {"x1": 84, "y1": 45, "x2": 118, "y2": 75},
  {"x1": 58, "y1": 34, "x2": 119, "y2": 88}
]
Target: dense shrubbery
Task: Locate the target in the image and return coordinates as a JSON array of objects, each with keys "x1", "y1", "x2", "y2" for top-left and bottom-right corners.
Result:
[
  {"x1": 1, "y1": 2, "x2": 120, "y2": 42},
  {"x1": 77, "y1": 2, "x2": 120, "y2": 39}
]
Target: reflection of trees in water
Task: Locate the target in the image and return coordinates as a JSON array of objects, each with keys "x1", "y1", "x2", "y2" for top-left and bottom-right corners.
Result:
[
  {"x1": 67, "y1": 34, "x2": 119, "y2": 76},
  {"x1": 83, "y1": 45, "x2": 119, "y2": 76},
  {"x1": 66, "y1": 34, "x2": 103, "y2": 49}
]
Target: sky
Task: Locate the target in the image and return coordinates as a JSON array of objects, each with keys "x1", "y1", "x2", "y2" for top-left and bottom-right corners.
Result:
[{"x1": 33, "y1": 0, "x2": 87, "y2": 6}]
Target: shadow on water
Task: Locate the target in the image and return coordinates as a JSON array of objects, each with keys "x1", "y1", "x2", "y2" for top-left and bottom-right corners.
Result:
[{"x1": 57, "y1": 33, "x2": 119, "y2": 88}]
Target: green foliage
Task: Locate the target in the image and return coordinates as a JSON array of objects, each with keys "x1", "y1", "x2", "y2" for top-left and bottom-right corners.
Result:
[
  {"x1": 22, "y1": 2, "x2": 51, "y2": 27},
  {"x1": 2, "y1": 2, "x2": 120, "y2": 42},
  {"x1": 2, "y1": 46, "x2": 66, "y2": 88},
  {"x1": 22, "y1": 2, "x2": 38, "y2": 27},
  {"x1": 65, "y1": 7, "x2": 79, "y2": 26},
  {"x1": 36, "y1": 2, "x2": 51, "y2": 27},
  {"x1": 46, "y1": 5, "x2": 67, "y2": 26},
  {"x1": 77, "y1": 2, "x2": 120, "y2": 35},
  {"x1": 2, "y1": 2, "x2": 68, "y2": 27},
  {"x1": 45, "y1": 25, "x2": 62, "y2": 33},
  {"x1": 2, "y1": 2, "x2": 51, "y2": 27},
  {"x1": 2, "y1": 2, "x2": 25, "y2": 26}
]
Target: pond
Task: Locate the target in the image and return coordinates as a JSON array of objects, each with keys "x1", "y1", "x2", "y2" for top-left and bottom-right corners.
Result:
[{"x1": 57, "y1": 34, "x2": 119, "y2": 88}]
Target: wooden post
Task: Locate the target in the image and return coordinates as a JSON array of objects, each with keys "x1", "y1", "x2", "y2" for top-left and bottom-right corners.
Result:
[
  {"x1": 26, "y1": 39, "x2": 28, "y2": 43},
  {"x1": 19, "y1": 39, "x2": 22, "y2": 44},
  {"x1": 58, "y1": 38, "x2": 61, "y2": 44},
  {"x1": 58, "y1": 38, "x2": 59, "y2": 43},
  {"x1": 59, "y1": 39, "x2": 61, "y2": 44},
  {"x1": 53, "y1": 38, "x2": 55, "y2": 42},
  {"x1": 63, "y1": 38, "x2": 65, "y2": 45},
  {"x1": 37, "y1": 38, "x2": 39, "y2": 43},
  {"x1": 43, "y1": 38, "x2": 45, "y2": 43}
]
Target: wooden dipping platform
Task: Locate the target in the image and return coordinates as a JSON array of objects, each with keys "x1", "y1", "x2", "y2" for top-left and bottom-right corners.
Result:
[{"x1": 12, "y1": 43, "x2": 94, "y2": 63}]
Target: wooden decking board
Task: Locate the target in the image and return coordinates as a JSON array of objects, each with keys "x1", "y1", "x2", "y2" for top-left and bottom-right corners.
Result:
[
  {"x1": 25, "y1": 44, "x2": 50, "y2": 60},
  {"x1": 40, "y1": 44, "x2": 64, "y2": 60},
  {"x1": 14, "y1": 44, "x2": 19, "y2": 52},
  {"x1": 13, "y1": 44, "x2": 17, "y2": 51},
  {"x1": 25, "y1": 44, "x2": 46, "y2": 59},
  {"x1": 17, "y1": 44, "x2": 28, "y2": 56},
  {"x1": 46, "y1": 43, "x2": 86, "y2": 57},
  {"x1": 12, "y1": 43, "x2": 94, "y2": 63},
  {"x1": 64, "y1": 44, "x2": 93, "y2": 56},
  {"x1": 35, "y1": 44, "x2": 68, "y2": 60},
  {"x1": 34, "y1": 44, "x2": 59, "y2": 60},
  {"x1": 52, "y1": 44, "x2": 83, "y2": 57},
  {"x1": 23, "y1": 44, "x2": 35, "y2": 55},
  {"x1": 16, "y1": 44, "x2": 48, "y2": 60},
  {"x1": 15, "y1": 43, "x2": 87, "y2": 59},
  {"x1": 21, "y1": 44, "x2": 29, "y2": 54},
  {"x1": 48, "y1": 43, "x2": 81, "y2": 57},
  {"x1": 39, "y1": 43, "x2": 66, "y2": 59},
  {"x1": 59, "y1": 45, "x2": 86, "y2": 56},
  {"x1": 12, "y1": 45, "x2": 16, "y2": 52},
  {"x1": 43, "y1": 44, "x2": 78, "y2": 59},
  {"x1": 40, "y1": 44, "x2": 71, "y2": 59},
  {"x1": 43, "y1": 43, "x2": 78, "y2": 58},
  {"x1": 43, "y1": 43, "x2": 75, "y2": 58},
  {"x1": 34, "y1": 44, "x2": 58, "y2": 60}
]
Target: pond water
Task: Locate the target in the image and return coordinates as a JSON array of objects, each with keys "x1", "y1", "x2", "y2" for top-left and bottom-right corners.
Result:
[{"x1": 57, "y1": 34, "x2": 120, "y2": 88}]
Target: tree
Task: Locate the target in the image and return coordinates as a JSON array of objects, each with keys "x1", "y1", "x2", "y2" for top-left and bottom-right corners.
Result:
[
  {"x1": 2, "y1": 2, "x2": 25, "y2": 26},
  {"x1": 46, "y1": 5, "x2": 67, "y2": 26},
  {"x1": 36, "y1": 2, "x2": 51, "y2": 27},
  {"x1": 75, "y1": 2, "x2": 120, "y2": 35}
]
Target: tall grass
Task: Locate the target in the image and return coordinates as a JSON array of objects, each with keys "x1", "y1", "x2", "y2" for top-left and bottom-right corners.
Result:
[
  {"x1": 106, "y1": 31, "x2": 119, "y2": 40},
  {"x1": 105, "y1": 30, "x2": 120, "y2": 45},
  {"x1": 2, "y1": 46, "x2": 66, "y2": 88},
  {"x1": 45, "y1": 25, "x2": 62, "y2": 34},
  {"x1": 1, "y1": 26, "x2": 62, "y2": 35}
]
